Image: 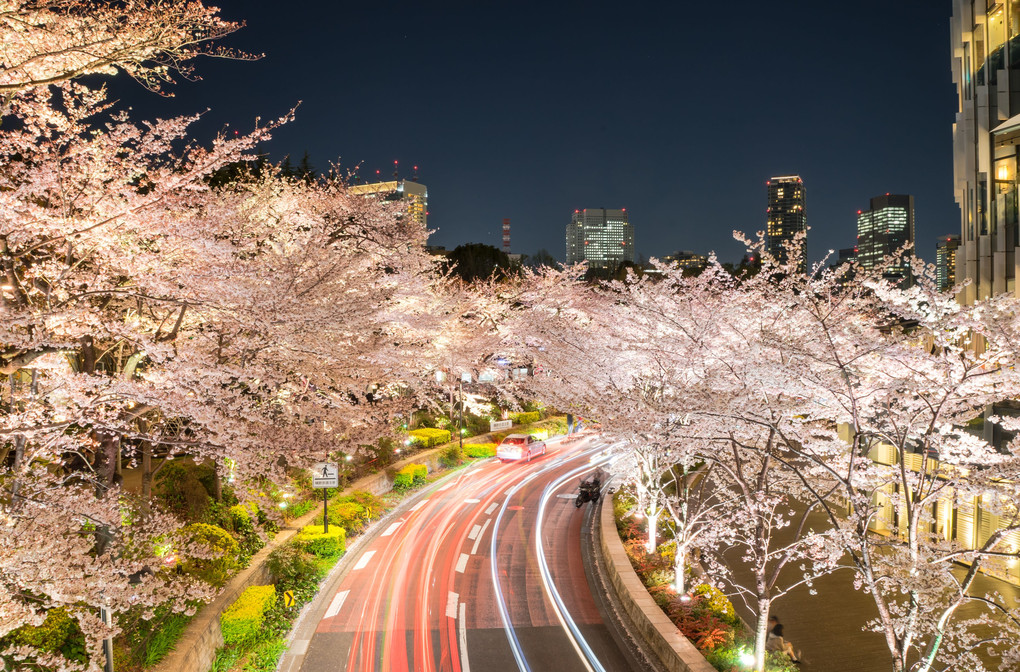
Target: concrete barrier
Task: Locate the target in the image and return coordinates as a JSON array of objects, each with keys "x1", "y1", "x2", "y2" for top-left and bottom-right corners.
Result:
[{"x1": 597, "y1": 497, "x2": 716, "y2": 672}]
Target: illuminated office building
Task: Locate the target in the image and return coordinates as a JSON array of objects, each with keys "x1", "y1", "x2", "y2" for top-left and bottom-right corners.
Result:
[
  {"x1": 937, "y1": 234, "x2": 962, "y2": 292},
  {"x1": 565, "y1": 208, "x2": 634, "y2": 270},
  {"x1": 766, "y1": 176, "x2": 807, "y2": 273},
  {"x1": 348, "y1": 180, "x2": 428, "y2": 227},
  {"x1": 856, "y1": 194, "x2": 915, "y2": 288},
  {"x1": 951, "y1": 1, "x2": 1020, "y2": 301}
]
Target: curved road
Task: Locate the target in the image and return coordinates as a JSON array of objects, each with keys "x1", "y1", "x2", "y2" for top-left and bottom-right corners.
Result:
[{"x1": 283, "y1": 435, "x2": 652, "y2": 672}]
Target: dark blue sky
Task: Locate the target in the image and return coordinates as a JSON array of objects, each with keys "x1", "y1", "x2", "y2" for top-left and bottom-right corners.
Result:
[{"x1": 114, "y1": 0, "x2": 957, "y2": 264}]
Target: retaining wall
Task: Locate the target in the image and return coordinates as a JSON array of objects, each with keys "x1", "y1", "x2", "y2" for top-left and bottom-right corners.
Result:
[{"x1": 597, "y1": 497, "x2": 716, "y2": 672}]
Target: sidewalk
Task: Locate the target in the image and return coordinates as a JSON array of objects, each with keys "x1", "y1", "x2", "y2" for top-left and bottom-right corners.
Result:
[{"x1": 722, "y1": 506, "x2": 1020, "y2": 672}]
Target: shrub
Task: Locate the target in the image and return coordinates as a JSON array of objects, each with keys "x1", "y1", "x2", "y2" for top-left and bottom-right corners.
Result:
[
  {"x1": 393, "y1": 463, "x2": 427, "y2": 491},
  {"x1": 220, "y1": 585, "x2": 277, "y2": 646},
  {"x1": 293, "y1": 525, "x2": 346, "y2": 558},
  {"x1": 408, "y1": 428, "x2": 451, "y2": 448},
  {"x1": 4, "y1": 607, "x2": 87, "y2": 663},
  {"x1": 143, "y1": 612, "x2": 191, "y2": 666},
  {"x1": 267, "y1": 544, "x2": 319, "y2": 590},
  {"x1": 463, "y1": 443, "x2": 497, "y2": 458},
  {"x1": 287, "y1": 499, "x2": 316, "y2": 518},
  {"x1": 693, "y1": 583, "x2": 739, "y2": 626},
  {"x1": 510, "y1": 411, "x2": 540, "y2": 425},
  {"x1": 342, "y1": 491, "x2": 385, "y2": 518},
  {"x1": 155, "y1": 461, "x2": 213, "y2": 519},
  {"x1": 228, "y1": 504, "x2": 253, "y2": 530},
  {"x1": 180, "y1": 523, "x2": 239, "y2": 586},
  {"x1": 313, "y1": 500, "x2": 368, "y2": 534},
  {"x1": 439, "y1": 443, "x2": 462, "y2": 468}
]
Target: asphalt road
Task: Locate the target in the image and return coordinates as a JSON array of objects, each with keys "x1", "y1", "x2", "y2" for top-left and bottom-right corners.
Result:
[{"x1": 282, "y1": 435, "x2": 656, "y2": 672}]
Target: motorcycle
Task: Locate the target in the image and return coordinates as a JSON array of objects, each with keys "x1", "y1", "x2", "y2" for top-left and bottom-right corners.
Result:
[{"x1": 575, "y1": 476, "x2": 601, "y2": 508}]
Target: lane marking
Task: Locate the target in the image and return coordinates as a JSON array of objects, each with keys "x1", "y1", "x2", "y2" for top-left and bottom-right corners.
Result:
[
  {"x1": 468, "y1": 524, "x2": 482, "y2": 540},
  {"x1": 381, "y1": 521, "x2": 402, "y2": 536},
  {"x1": 353, "y1": 550, "x2": 375, "y2": 571},
  {"x1": 459, "y1": 602, "x2": 471, "y2": 672},
  {"x1": 470, "y1": 518, "x2": 491, "y2": 556},
  {"x1": 484, "y1": 502, "x2": 498, "y2": 515},
  {"x1": 324, "y1": 590, "x2": 349, "y2": 619},
  {"x1": 464, "y1": 498, "x2": 481, "y2": 504},
  {"x1": 456, "y1": 553, "x2": 469, "y2": 573},
  {"x1": 438, "y1": 482, "x2": 455, "y2": 491},
  {"x1": 411, "y1": 499, "x2": 429, "y2": 512},
  {"x1": 557, "y1": 493, "x2": 578, "y2": 499},
  {"x1": 446, "y1": 591, "x2": 459, "y2": 619}
]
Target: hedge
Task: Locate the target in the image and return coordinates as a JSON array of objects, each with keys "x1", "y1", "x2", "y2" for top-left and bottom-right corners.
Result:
[
  {"x1": 463, "y1": 443, "x2": 497, "y2": 458},
  {"x1": 511, "y1": 411, "x2": 540, "y2": 425},
  {"x1": 220, "y1": 585, "x2": 277, "y2": 646},
  {"x1": 393, "y1": 463, "x2": 427, "y2": 491},
  {"x1": 313, "y1": 500, "x2": 368, "y2": 533},
  {"x1": 408, "y1": 428, "x2": 451, "y2": 448},
  {"x1": 293, "y1": 525, "x2": 346, "y2": 557},
  {"x1": 180, "y1": 522, "x2": 239, "y2": 586}
]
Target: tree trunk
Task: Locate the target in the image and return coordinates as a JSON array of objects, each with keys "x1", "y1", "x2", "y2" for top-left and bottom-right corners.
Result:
[
  {"x1": 646, "y1": 503, "x2": 659, "y2": 554},
  {"x1": 141, "y1": 442, "x2": 153, "y2": 515},
  {"x1": 754, "y1": 598, "x2": 771, "y2": 672},
  {"x1": 213, "y1": 459, "x2": 223, "y2": 501},
  {"x1": 674, "y1": 544, "x2": 687, "y2": 593}
]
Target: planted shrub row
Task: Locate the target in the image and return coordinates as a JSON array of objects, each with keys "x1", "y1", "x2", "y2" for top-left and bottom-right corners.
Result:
[
  {"x1": 220, "y1": 585, "x2": 277, "y2": 646},
  {"x1": 393, "y1": 463, "x2": 428, "y2": 491},
  {"x1": 408, "y1": 428, "x2": 451, "y2": 448},
  {"x1": 463, "y1": 443, "x2": 497, "y2": 458},
  {"x1": 293, "y1": 525, "x2": 347, "y2": 558}
]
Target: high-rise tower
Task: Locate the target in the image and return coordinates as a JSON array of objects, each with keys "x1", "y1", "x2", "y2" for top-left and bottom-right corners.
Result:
[
  {"x1": 937, "y1": 235, "x2": 962, "y2": 292},
  {"x1": 565, "y1": 208, "x2": 634, "y2": 270},
  {"x1": 856, "y1": 194, "x2": 915, "y2": 288},
  {"x1": 766, "y1": 176, "x2": 807, "y2": 273},
  {"x1": 951, "y1": 1, "x2": 1020, "y2": 301},
  {"x1": 348, "y1": 179, "x2": 428, "y2": 228}
]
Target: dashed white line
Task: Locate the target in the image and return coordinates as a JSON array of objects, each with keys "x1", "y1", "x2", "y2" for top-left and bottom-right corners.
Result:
[
  {"x1": 470, "y1": 518, "x2": 491, "y2": 555},
  {"x1": 468, "y1": 524, "x2": 482, "y2": 540},
  {"x1": 464, "y1": 498, "x2": 481, "y2": 504},
  {"x1": 324, "y1": 590, "x2": 350, "y2": 619},
  {"x1": 438, "y1": 482, "x2": 455, "y2": 491},
  {"x1": 382, "y1": 521, "x2": 402, "y2": 536},
  {"x1": 353, "y1": 550, "x2": 375, "y2": 571},
  {"x1": 459, "y1": 602, "x2": 471, "y2": 672},
  {"x1": 446, "y1": 591, "x2": 459, "y2": 619},
  {"x1": 484, "y1": 502, "x2": 498, "y2": 515},
  {"x1": 411, "y1": 499, "x2": 429, "y2": 512},
  {"x1": 456, "y1": 553, "x2": 469, "y2": 573}
]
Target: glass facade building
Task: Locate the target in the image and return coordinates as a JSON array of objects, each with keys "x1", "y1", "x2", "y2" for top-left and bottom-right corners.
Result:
[
  {"x1": 951, "y1": 0, "x2": 1020, "y2": 302},
  {"x1": 937, "y1": 234, "x2": 962, "y2": 292},
  {"x1": 348, "y1": 180, "x2": 428, "y2": 228},
  {"x1": 856, "y1": 194, "x2": 915, "y2": 288},
  {"x1": 765, "y1": 175, "x2": 807, "y2": 273},
  {"x1": 565, "y1": 208, "x2": 634, "y2": 270}
]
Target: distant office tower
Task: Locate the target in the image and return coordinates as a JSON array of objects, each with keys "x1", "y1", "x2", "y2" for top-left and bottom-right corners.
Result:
[
  {"x1": 838, "y1": 247, "x2": 858, "y2": 265},
  {"x1": 951, "y1": 2, "x2": 1020, "y2": 301},
  {"x1": 766, "y1": 176, "x2": 807, "y2": 272},
  {"x1": 565, "y1": 208, "x2": 634, "y2": 269},
  {"x1": 664, "y1": 250, "x2": 708, "y2": 273},
  {"x1": 937, "y1": 235, "x2": 962, "y2": 292},
  {"x1": 856, "y1": 194, "x2": 915, "y2": 287},
  {"x1": 348, "y1": 180, "x2": 428, "y2": 227}
]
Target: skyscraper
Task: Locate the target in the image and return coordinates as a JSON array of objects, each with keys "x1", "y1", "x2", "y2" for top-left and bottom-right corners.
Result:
[
  {"x1": 565, "y1": 208, "x2": 634, "y2": 270},
  {"x1": 951, "y1": 1, "x2": 1020, "y2": 302},
  {"x1": 766, "y1": 176, "x2": 807, "y2": 273},
  {"x1": 937, "y1": 235, "x2": 962, "y2": 292},
  {"x1": 856, "y1": 194, "x2": 915, "y2": 288},
  {"x1": 348, "y1": 180, "x2": 428, "y2": 227}
]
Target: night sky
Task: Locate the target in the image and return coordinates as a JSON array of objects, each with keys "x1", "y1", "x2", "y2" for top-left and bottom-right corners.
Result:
[{"x1": 112, "y1": 0, "x2": 958, "y2": 265}]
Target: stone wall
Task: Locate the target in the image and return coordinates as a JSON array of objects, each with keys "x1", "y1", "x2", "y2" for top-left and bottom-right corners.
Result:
[{"x1": 597, "y1": 496, "x2": 716, "y2": 672}]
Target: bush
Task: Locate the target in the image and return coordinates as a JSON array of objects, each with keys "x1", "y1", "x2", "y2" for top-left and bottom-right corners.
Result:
[
  {"x1": 393, "y1": 463, "x2": 427, "y2": 491},
  {"x1": 220, "y1": 585, "x2": 277, "y2": 646},
  {"x1": 510, "y1": 411, "x2": 540, "y2": 425},
  {"x1": 179, "y1": 522, "x2": 239, "y2": 586},
  {"x1": 341, "y1": 491, "x2": 385, "y2": 518},
  {"x1": 408, "y1": 428, "x2": 451, "y2": 448},
  {"x1": 293, "y1": 525, "x2": 346, "y2": 558},
  {"x1": 267, "y1": 544, "x2": 319, "y2": 591},
  {"x1": 463, "y1": 443, "x2": 497, "y2": 458},
  {"x1": 313, "y1": 500, "x2": 368, "y2": 534},
  {"x1": 3, "y1": 607, "x2": 87, "y2": 664},
  {"x1": 692, "y1": 584, "x2": 739, "y2": 626},
  {"x1": 143, "y1": 612, "x2": 191, "y2": 666},
  {"x1": 287, "y1": 499, "x2": 317, "y2": 518},
  {"x1": 155, "y1": 461, "x2": 213, "y2": 519},
  {"x1": 439, "y1": 443, "x2": 462, "y2": 468}
]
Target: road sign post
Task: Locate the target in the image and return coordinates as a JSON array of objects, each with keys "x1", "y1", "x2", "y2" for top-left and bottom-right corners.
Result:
[{"x1": 312, "y1": 462, "x2": 339, "y2": 534}]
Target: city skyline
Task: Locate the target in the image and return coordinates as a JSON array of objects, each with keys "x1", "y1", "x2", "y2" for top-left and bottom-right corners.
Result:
[{"x1": 104, "y1": 1, "x2": 959, "y2": 266}]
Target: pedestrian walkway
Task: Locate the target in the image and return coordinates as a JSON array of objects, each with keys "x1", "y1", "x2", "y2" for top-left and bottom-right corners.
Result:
[{"x1": 722, "y1": 507, "x2": 1020, "y2": 672}]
